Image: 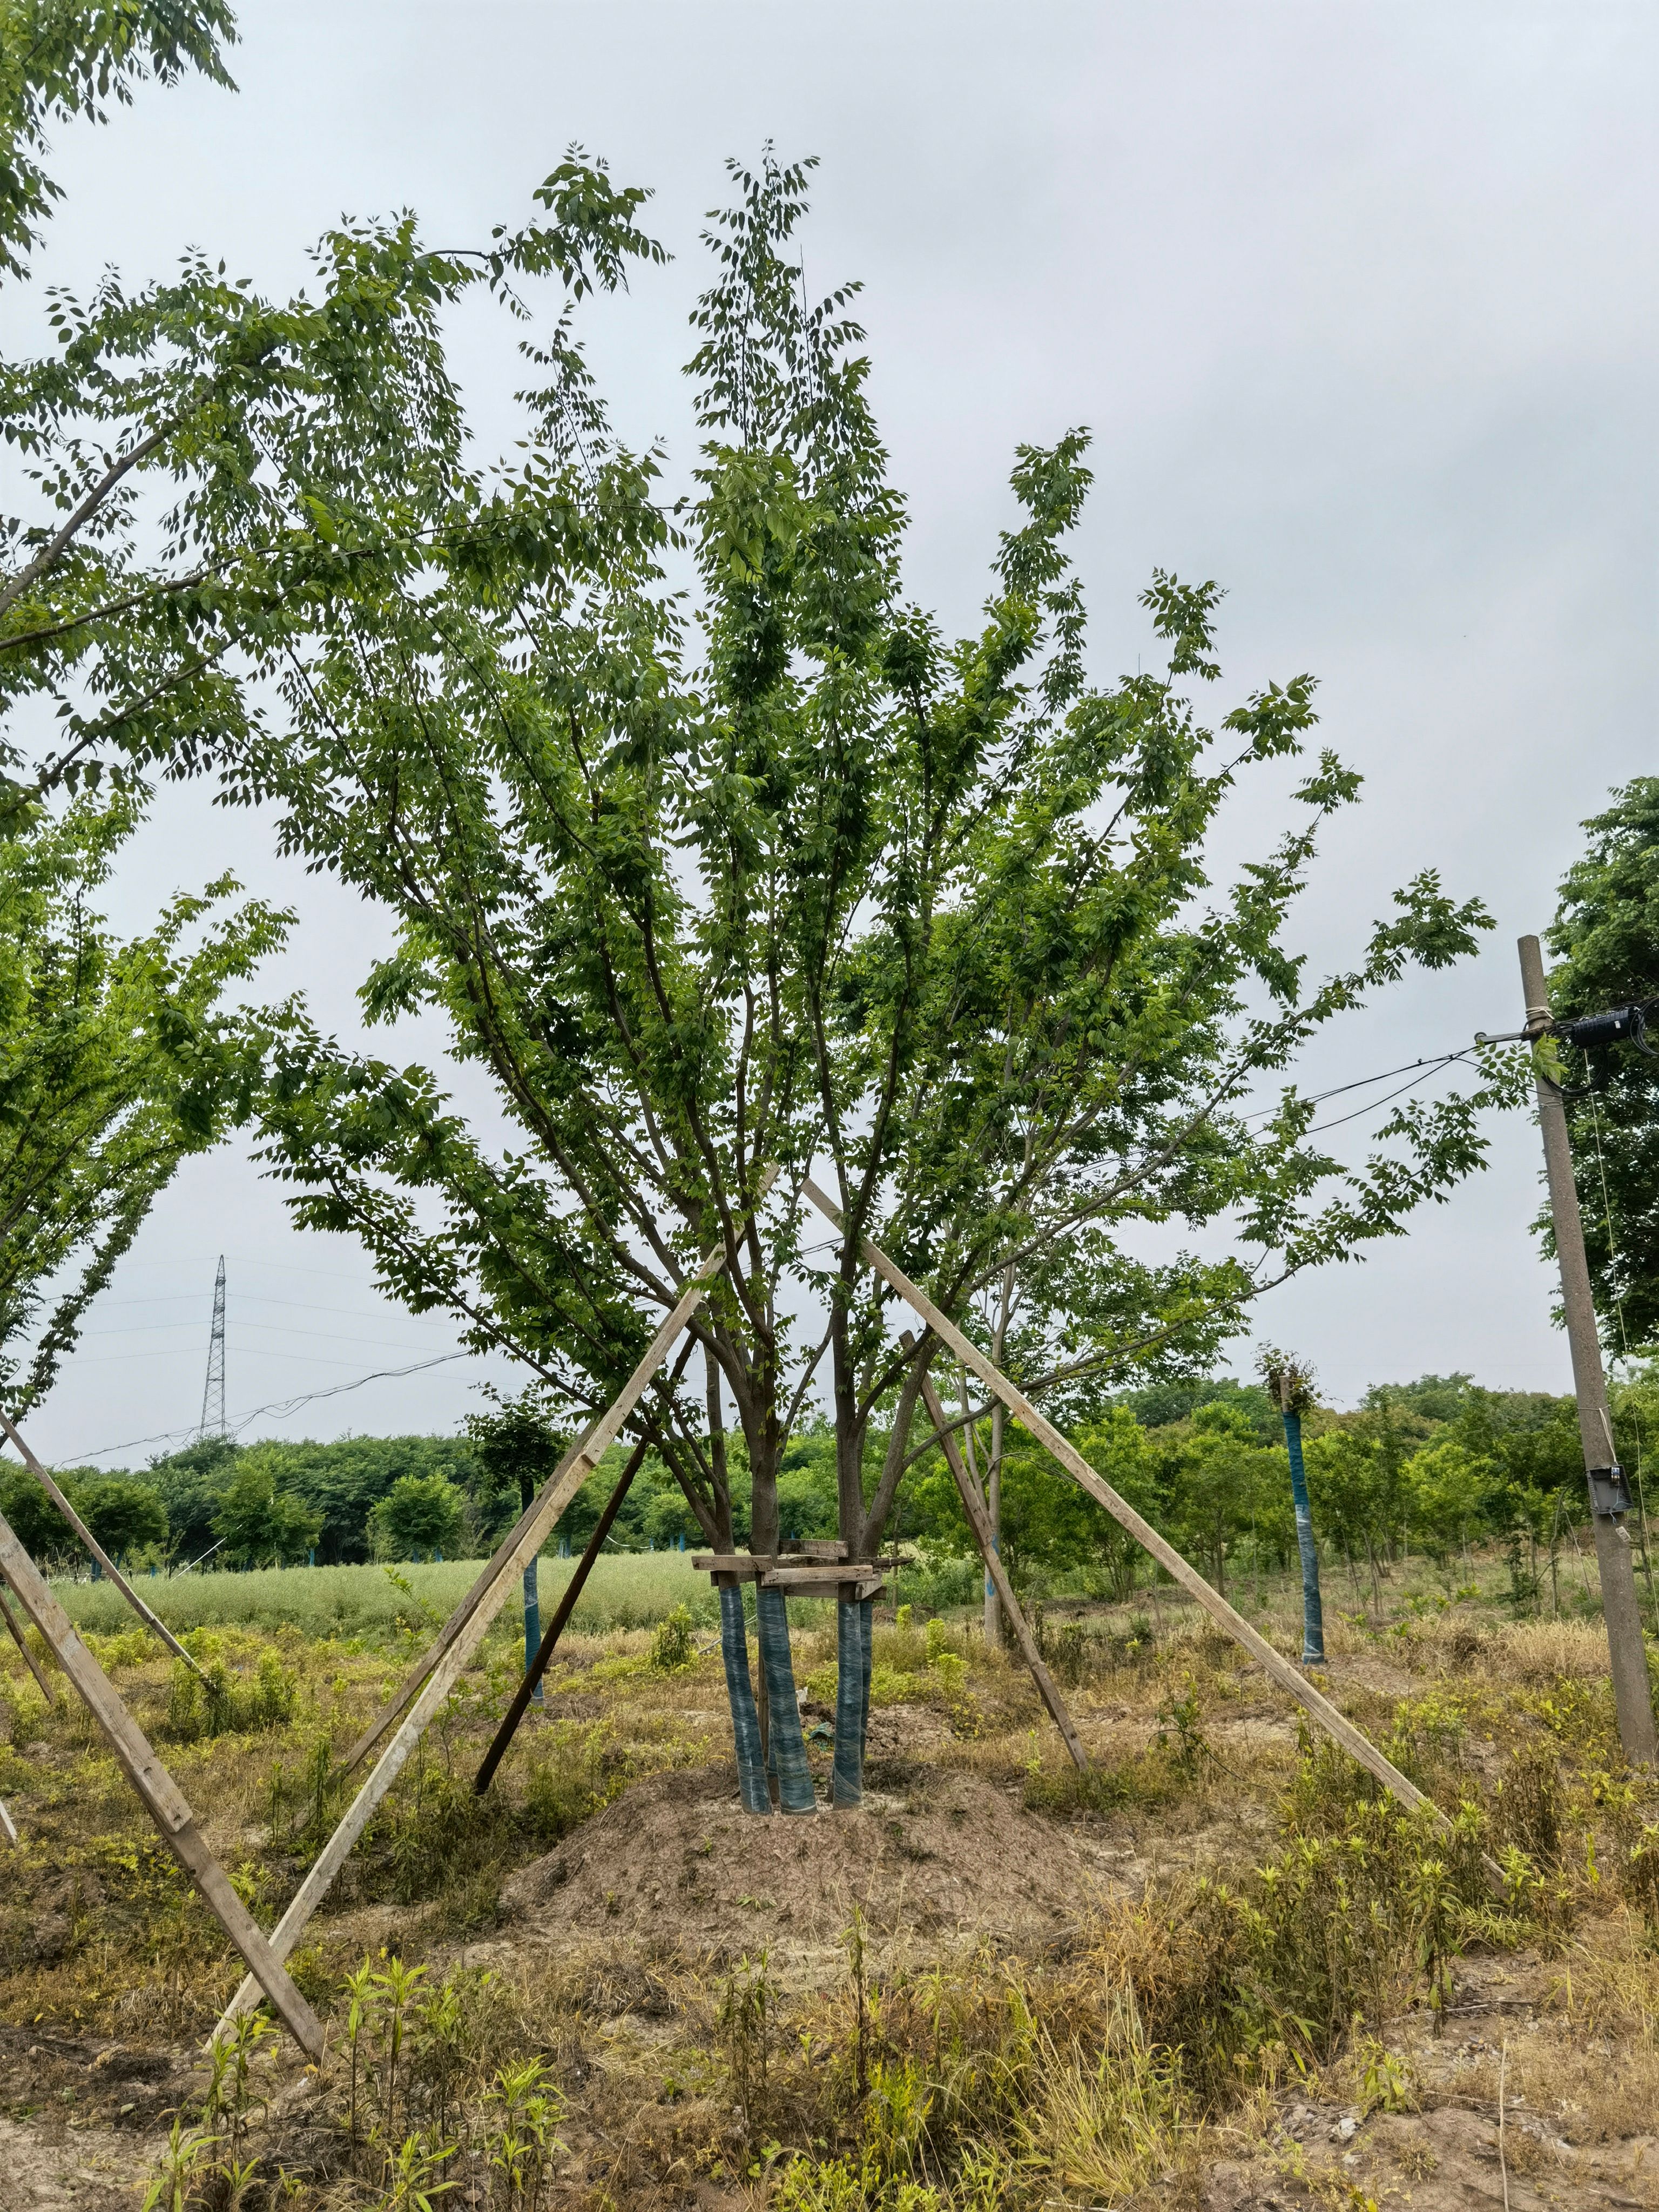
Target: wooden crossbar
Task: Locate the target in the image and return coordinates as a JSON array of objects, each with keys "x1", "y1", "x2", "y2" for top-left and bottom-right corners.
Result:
[
  {"x1": 212, "y1": 1186, "x2": 775, "y2": 2042},
  {"x1": 913, "y1": 1357, "x2": 1089, "y2": 1773},
  {"x1": 0, "y1": 1410, "x2": 210, "y2": 1688},
  {"x1": 803, "y1": 1177, "x2": 1499, "y2": 1875},
  {"x1": 0, "y1": 1506, "x2": 322, "y2": 2053}
]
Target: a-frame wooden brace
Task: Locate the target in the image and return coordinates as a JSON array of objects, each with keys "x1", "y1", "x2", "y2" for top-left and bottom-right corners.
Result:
[
  {"x1": 0, "y1": 1504, "x2": 323, "y2": 2053},
  {"x1": 212, "y1": 1192, "x2": 772, "y2": 2042},
  {"x1": 199, "y1": 1154, "x2": 1501, "y2": 2050},
  {"x1": 801, "y1": 1177, "x2": 1496, "y2": 1873}
]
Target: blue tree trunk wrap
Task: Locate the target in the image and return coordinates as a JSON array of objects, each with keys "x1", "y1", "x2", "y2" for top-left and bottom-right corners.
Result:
[
  {"x1": 719, "y1": 1584, "x2": 771, "y2": 1813},
  {"x1": 833, "y1": 1597, "x2": 865, "y2": 1806},
  {"x1": 756, "y1": 1586, "x2": 815, "y2": 1813},
  {"x1": 522, "y1": 1557, "x2": 544, "y2": 1704},
  {"x1": 1282, "y1": 1408, "x2": 1325, "y2": 1664}
]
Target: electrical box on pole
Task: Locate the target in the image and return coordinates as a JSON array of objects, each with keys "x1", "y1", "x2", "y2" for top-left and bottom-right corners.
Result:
[{"x1": 1519, "y1": 936, "x2": 1656, "y2": 1767}]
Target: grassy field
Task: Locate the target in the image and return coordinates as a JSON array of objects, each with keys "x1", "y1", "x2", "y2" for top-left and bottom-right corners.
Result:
[
  {"x1": 50, "y1": 1548, "x2": 719, "y2": 1642},
  {"x1": 2, "y1": 1551, "x2": 1657, "y2": 2210}
]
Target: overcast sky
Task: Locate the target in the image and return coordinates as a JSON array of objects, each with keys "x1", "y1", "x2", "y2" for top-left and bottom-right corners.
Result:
[{"x1": 13, "y1": 2, "x2": 1656, "y2": 1465}]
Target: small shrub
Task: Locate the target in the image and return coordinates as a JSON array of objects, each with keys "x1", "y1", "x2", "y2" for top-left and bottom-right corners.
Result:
[
  {"x1": 1623, "y1": 1825, "x2": 1659, "y2": 1949},
  {"x1": 163, "y1": 1649, "x2": 298, "y2": 1742},
  {"x1": 650, "y1": 1603, "x2": 696, "y2": 1673},
  {"x1": 1024, "y1": 1760, "x2": 1142, "y2": 1819},
  {"x1": 1491, "y1": 1742, "x2": 1563, "y2": 1866},
  {"x1": 720, "y1": 1949, "x2": 777, "y2": 2145},
  {"x1": 521, "y1": 1721, "x2": 615, "y2": 1847}
]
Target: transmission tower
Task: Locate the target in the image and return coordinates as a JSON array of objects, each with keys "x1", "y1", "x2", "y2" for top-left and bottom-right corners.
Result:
[{"x1": 198, "y1": 1256, "x2": 227, "y2": 1439}]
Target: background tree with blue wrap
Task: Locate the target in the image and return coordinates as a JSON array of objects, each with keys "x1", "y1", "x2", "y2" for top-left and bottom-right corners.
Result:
[{"x1": 192, "y1": 154, "x2": 1519, "y2": 1813}]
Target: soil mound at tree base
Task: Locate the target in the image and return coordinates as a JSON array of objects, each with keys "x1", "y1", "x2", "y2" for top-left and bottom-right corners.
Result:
[{"x1": 495, "y1": 1760, "x2": 1132, "y2": 1975}]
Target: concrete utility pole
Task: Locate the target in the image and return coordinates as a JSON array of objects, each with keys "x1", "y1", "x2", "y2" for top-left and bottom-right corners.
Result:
[{"x1": 1520, "y1": 935, "x2": 1656, "y2": 1766}]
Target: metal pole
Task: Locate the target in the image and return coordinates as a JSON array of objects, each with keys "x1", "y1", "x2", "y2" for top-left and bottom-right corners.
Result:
[{"x1": 1520, "y1": 935, "x2": 1656, "y2": 1765}]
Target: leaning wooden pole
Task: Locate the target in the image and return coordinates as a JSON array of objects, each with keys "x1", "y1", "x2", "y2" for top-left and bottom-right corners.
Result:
[
  {"x1": 212, "y1": 1188, "x2": 774, "y2": 2042},
  {"x1": 0, "y1": 1573, "x2": 55, "y2": 1703},
  {"x1": 0, "y1": 1411, "x2": 211, "y2": 1688},
  {"x1": 338, "y1": 1186, "x2": 771, "y2": 1777},
  {"x1": 0, "y1": 1506, "x2": 323, "y2": 2053},
  {"x1": 912, "y1": 1353, "x2": 1089, "y2": 1773},
  {"x1": 474, "y1": 1436, "x2": 649, "y2": 1795},
  {"x1": 803, "y1": 1178, "x2": 1495, "y2": 1866}
]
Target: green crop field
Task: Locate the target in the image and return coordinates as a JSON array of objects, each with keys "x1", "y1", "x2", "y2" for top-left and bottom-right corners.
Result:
[{"x1": 49, "y1": 1548, "x2": 719, "y2": 1644}]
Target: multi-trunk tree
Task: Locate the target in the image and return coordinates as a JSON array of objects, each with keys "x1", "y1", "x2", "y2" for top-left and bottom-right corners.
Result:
[
  {"x1": 217, "y1": 153, "x2": 1514, "y2": 1806},
  {"x1": 2, "y1": 15, "x2": 1517, "y2": 1795}
]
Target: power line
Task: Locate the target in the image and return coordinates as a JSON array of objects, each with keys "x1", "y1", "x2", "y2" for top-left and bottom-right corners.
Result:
[
  {"x1": 72, "y1": 1317, "x2": 457, "y2": 1353},
  {"x1": 1238, "y1": 1048, "x2": 1469, "y2": 1127},
  {"x1": 1302, "y1": 1054, "x2": 1473, "y2": 1137},
  {"x1": 56, "y1": 1351, "x2": 476, "y2": 1466},
  {"x1": 84, "y1": 1289, "x2": 455, "y2": 1323}
]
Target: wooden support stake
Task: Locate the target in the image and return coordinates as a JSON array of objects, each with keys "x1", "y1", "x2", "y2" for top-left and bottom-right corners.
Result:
[
  {"x1": 212, "y1": 1187, "x2": 776, "y2": 2042},
  {"x1": 0, "y1": 1573, "x2": 55, "y2": 1703},
  {"x1": 0, "y1": 1410, "x2": 210, "y2": 1688},
  {"x1": 473, "y1": 1436, "x2": 649, "y2": 1795},
  {"x1": 913, "y1": 1357, "x2": 1089, "y2": 1773},
  {"x1": 0, "y1": 1507, "x2": 322, "y2": 2054},
  {"x1": 803, "y1": 1177, "x2": 1497, "y2": 1872},
  {"x1": 0, "y1": 1798, "x2": 16, "y2": 1846}
]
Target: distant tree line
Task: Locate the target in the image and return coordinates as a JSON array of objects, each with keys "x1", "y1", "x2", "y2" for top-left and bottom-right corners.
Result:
[
  {"x1": 0, "y1": 1417, "x2": 846, "y2": 1573},
  {"x1": 899, "y1": 1366, "x2": 1659, "y2": 1617},
  {"x1": 6, "y1": 1366, "x2": 1651, "y2": 1608}
]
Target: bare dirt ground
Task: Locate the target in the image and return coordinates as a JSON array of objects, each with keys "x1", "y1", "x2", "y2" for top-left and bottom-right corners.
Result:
[
  {"x1": 492, "y1": 1755, "x2": 1135, "y2": 1971},
  {"x1": 0, "y1": 2026, "x2": 181, "y2": 2211}
]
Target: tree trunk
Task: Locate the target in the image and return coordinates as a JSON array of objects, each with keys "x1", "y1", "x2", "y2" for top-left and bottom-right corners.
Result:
[{"x1": 706, "y1": 1348, "x2": 787, "y2": 1812}]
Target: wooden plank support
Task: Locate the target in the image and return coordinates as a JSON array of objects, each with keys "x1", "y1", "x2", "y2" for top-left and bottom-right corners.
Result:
[
  {"x1": 0, "y1": 1506, "x2": 323, "y2": 2054},
  {"x1": 913, "y1": 1355, "x2": 1089, "y2": 1773},
  {"x1": 801, "y1": 1177, "x2": 1500, "y2": 1876},
  {"x1": 213, "y1": 1183, "x2": 778, "y2": 2042},
  {"x1": 759, "y1": 1572, "x2": 885, "y2": 1601},
  {"x1": 0, "y1": 1410, "x2": 211, "y2": 1689},
  {"x1": 473, "y1": 1435, "x2": 650, "y2": 1795},
  {"x1": 758, "y1": 1566, "x2": 883, "y2": 1594},
  {"x1": 0, "y1": 1798, "x2": 17, "y2": 1846},
  {"x1": 0, "y1": 1573, "x2": 55, "y2": 1703}
]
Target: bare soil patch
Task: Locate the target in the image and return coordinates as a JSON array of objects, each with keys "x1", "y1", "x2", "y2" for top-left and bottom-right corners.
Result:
[{"x1": 0, "y1": 2025, "x2": 184, "y2": 2212}]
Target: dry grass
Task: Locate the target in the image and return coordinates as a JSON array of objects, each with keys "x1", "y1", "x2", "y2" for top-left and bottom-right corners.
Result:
[{"x1": 2, "y1": 1553, "x2": 1658, "y2": 2208}]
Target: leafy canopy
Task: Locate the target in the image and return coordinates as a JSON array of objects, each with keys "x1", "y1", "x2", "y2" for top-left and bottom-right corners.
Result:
[
  {"x1": 224, "y1": 150, "x2": 1514, "y2": 1568},
  {"x1": 1546, "y1": 777, "x2": 1659, "y2": 1351}
]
